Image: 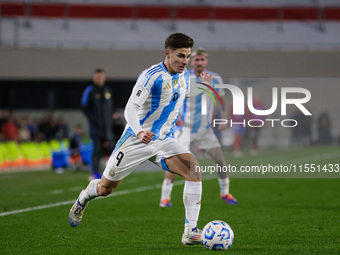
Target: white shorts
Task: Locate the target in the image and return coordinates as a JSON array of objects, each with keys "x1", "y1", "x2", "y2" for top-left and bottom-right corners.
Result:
[
  {"x1": 103, "y1": 132, "x2": 190, "y2": 181},
  {"x1": 176, "y1": 126, "x2": 221, "y2": 151}
]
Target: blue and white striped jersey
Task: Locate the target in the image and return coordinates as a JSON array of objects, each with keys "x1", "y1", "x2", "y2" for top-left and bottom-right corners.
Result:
[
  {"x1": 181, "y1": 69, "x2": 224, "y2": 133},
  {"x1": 125, "y1": 61, "x2": 190, "y2": 140}
]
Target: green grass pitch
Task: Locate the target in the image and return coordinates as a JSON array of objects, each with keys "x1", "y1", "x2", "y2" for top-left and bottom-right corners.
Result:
[{"x1": 0, "y1": 146, "x2": 339, "y2": 254}]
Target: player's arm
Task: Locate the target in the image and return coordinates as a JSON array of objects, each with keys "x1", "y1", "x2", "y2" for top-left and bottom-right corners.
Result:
[
  {"x1": 124, "y1": 102, "x2": 154, "y2": 144},
  {"x1": 125, "y1": 106, "x2": 154, "y2": 144},
  {"x1": 124, "y1": 74, "x2": 155, "y2": 144}
]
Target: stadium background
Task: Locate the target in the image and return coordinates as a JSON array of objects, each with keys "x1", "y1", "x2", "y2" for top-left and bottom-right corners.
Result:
[
  {"x1": 1, "y1": 0, "x2": 340, "y2": 153},
  {"x1": 0, "y1": 1, "x2": 340, "y2": 255}
]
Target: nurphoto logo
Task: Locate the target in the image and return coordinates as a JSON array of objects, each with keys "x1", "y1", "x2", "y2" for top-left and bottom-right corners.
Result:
[{"x1": 198, "y1": 83, "x2": 312, "y2": 128}]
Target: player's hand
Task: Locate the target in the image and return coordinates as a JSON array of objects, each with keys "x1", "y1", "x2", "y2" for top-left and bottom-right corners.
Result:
[
  {"x1": 137, "y1": 131, "x2": 155, "y2": 144},
  {"x1": 199, "y1": 71, "x2": 213, "y2": 85},
  {"x1": 176, "y1": 117, "x2": 184, "y2": 127}
]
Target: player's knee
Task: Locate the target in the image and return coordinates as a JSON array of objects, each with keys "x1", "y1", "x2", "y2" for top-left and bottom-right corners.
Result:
[
  {"x1": 215, "y1": 158, "x2": 226, "y2": 167},
  {"x1": 182, "y1": 167, "x2": 201, "y2": 181},
  {"x1": 165, "y1": 171, "x2": 176, "y2": 181}
]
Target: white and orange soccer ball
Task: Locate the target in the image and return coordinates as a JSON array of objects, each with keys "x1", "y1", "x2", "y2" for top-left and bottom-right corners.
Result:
[{"x1": 202, "y1": 220, "x2": 234, "y2": 250}]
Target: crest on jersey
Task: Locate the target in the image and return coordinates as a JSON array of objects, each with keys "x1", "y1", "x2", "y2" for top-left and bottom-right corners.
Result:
[
  {"x1": 173, "y1": 79, "x2": 179, "y2": 90},
  {"x1": 109, "y1": 167, "x2": 116, "y2": 177}
]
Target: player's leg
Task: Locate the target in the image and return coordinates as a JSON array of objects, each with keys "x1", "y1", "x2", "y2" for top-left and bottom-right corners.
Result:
[
  {"x1": 69, "y1": 133, "x2": 150, "y2": 227},
  {"x1": 197, "y1": 128, "x2": 237, "y2": 205},
  {"x1": 232, "y1": 126, "x2": 246, "y2": 157},
  {"x1": 159, "y1": 126, "x2": 191, "y2": 207},
  {"x1": 164, "y1": 153, "x2": 202, "y2": 245},
  {"x1": 68, "y1": 175, "x2": 122, "y2": 227},
  {"x1": 249, "y1": 128, "x2": 260, "y2": 156},
  {"x1": 164, "y1": 153, "x2": 201, "y2": 180},
  {"x1": 207, "y1": 146, "x2": 229, "y2": 192},
  {"x1": 160, "y1": 171, "x2": 176, "y2": 207},
  {"x1": 207, "y1": 147, "x2": 238, "y2": 205},
  {"x1": 80, "y1": 177, "x2": 122, "y2": 203}
]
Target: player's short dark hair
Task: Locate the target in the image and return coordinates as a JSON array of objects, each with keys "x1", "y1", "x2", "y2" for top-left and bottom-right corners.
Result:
[
  {"x1": 165, "y1": 33, "x2": 194, "y2": 50},
  {"x1": 94, "y1": 68, "x2": 105, "y2": 73}
]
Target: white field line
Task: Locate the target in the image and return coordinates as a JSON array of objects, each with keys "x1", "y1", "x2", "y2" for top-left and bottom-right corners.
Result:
[{"x1": 0, "y1": 176, "x2": 215, "y2": 217}]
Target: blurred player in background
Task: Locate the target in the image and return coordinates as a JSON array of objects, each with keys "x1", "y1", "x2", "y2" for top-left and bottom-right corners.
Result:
[
  {"x1": 247, "y1": 96, "x2": 266, "y2": 156},
  {"x1": 81, "y1": 69, "x2": 116, "y2": 180},
  {"x1": 229, "y1": 100, "x2": 247, "y2": 158},
  {"x1": 69, "y1": 33, "x2": 211, "y2": 246},
  {"x1": 159, "y1": 48, "x2": 238, "y2": 207}
]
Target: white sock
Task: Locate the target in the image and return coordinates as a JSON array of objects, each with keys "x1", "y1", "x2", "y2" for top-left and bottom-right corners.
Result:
[
  {"x1": 160, "y1": 178, "x2": 174, "y2": 201},
  {"x1": 183, "y1": 181, "x2": 202, "y2": 230},
  {"x1": 218, "y1": 177, "x2": 230, "y2": 196},
  {"x1": 79, "y1": 179, "x2": 100, "y2": 205}
]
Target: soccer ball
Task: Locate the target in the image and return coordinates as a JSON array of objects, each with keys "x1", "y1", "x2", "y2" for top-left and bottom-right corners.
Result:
[{"x1": 202, "y1": 220, "x2": 234, "y2": 250}]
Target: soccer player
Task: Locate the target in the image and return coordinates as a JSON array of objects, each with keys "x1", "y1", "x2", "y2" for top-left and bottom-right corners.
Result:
[
  {"x1": 69, "y1": 33, "x2": 211, "y2": 246},
  {"x1": 159, "y1": 48, "x2": 238, "y2": 208}
]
